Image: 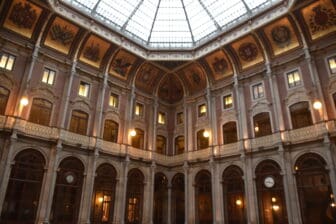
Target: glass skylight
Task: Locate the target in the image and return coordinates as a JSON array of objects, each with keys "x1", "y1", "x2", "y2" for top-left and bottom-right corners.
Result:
[{"x1": 61, "y1": 0, "x2": 280, "y2": 49}]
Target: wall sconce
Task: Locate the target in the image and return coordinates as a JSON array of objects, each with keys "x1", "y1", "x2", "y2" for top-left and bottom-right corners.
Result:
[
  {"x1": 130, "y1": 129, "x2": 136, "y2": 137},
  {"x1": 272, "y1": 197, "x2": 277, "y2": 203},
  {"x1": 20, "y1": 97, "x2": 29, "y2": 106},
  {"x1": 254, "y1": 125, "x2": 259, "y2": 132},
  {"x1": 98, "y1": 197, "x2": 104, "y2": 203},
  {"x1": 313, "y1": 100, "x2": 322, "y2": 110},
  {"x1": 203, "y1": 130, "x2": 210, "y2": 138},
  {"x1": 272, "y1": 205, "x2": 280, "y2": 211},
  {"x1": 236, "y1": 199, "x2": 242, "y2": 206}
]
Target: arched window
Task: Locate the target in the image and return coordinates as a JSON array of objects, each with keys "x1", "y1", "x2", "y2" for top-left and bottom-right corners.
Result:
[
  {"x1": 195, "y1": 170, "x2": 213, "y2": 224},
  {"x1": 156, "y1": 135, "x2": 166, "y2": 154},
  {"x1": 255, "y1": 160, "x2": 288, "y2": 224},
  {"x1": 103, "y1": 120, "x2": 118, "y2": 142},
  {"x1": 290, "y1": 102, "x2": 313, "y2": 129},
  {"x1": 131, "y1": 128, "x2": 144, "y2": 149},
  {"x1": 69, "y1": 110, "x2": 88, "y2": 135},
  {"x1": 175, "y1": 136, "x2": 185, "y2": 155},
  {"x1": 125, "y1": 169, "x2": 144, "y2": 224},
  {"x1": 295, "y1": 153, "x2": 336, "y2": 224},
  {"x1": 0, "y1": 86, "x2": 9, "y2": 115},
  {"x1": 153, "y1": 173, "x2": 168, "y2": 224},
  {"x1": 253, "y1": 112, "x2": 272, "y2": 137},
  {"x1": 28, "y1": 98, "x2": 52, "y2": 125},
  {"x1": 0, "y1": 149, "x2": 45, "y2": 223},
  {"x1": 197, "y1": 129, "x2": 209, "y2": 150},
  {"x1": 91, "y1": 164, "x2": 117, "y2": 224},
  {"x1": 171, "y1": 173, "x2": 185, "y2": 224},
  {"x1": 51, "y1": 157, "x2": 84, "y2": 224},
  {"x1": 222, "y1": 122, "x2": 238, "y2": 144},
  {"x1": 222, "y1": 166, "x2": 246, "y2": 224}
]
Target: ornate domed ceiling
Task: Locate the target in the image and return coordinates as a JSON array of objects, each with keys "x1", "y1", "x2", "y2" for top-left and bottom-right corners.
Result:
[{"x1": 60, "y1": 0, "x2": 281, "y2": 49}]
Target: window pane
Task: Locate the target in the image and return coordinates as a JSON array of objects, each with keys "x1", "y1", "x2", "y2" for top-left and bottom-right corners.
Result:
[
  {"x1": 6, "y1": 56, "x2": 15, "y2": 70},
  {"x1": 29, "y1": 98, "x2": 52, "y2": 126},
  {"x1": 0, "y1": 54, "x2": 8, "y2": 68},
  {"x1": 328, "y1": 56, "x2": 336, "y2": 74},
  {"x1": 79, "y1": 82, "x2": 90, "y2": 97}
]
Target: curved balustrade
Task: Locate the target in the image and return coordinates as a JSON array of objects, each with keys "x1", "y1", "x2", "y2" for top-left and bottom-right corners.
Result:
[{"x1": 0, "y1": 115, "x2": 331, "y2": 165}]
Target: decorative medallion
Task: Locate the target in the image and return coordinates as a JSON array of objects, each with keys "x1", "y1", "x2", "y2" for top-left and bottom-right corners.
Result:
[
  {"x1": 9, "y1": 2, "x2": 37, "y2": 29},
  {"x1": 309, "y1": 5, "x2": 336, "y2": 34},
  {"x1": 83, "y1": 42, "x2": 100, "y2": 62},
  {"x1": 64, "y1": 172, "x2": 76, "y2": 184},
  {"x1": 238, "y1": 42, "x2": 258, "y2": 62},
  {"x1": 111, "y1": 58, "x2": 132, "y2": 77},
  {"x1": 212, "y1": 57, "x2": 228, "y2": 74},
  {"x1": 50, "y1": 23, "x2": 75, "y2": 46},
  {"x1": 271, "y1": 25, "x2": 291, "y2": 47}
]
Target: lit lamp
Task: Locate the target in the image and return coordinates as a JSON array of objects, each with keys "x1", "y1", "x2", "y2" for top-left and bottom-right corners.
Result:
[
  {"x1": 254, "y1": 125, "x2": 259, "y2": 133},
  {"x1": 236, "y1": 199, "x2": 242, "y2": 206},
  {"x1": 130, "y1": 129, "x2": 136, "y2": 137},
  {"x1": 98, "y1": 197, "x2": 104, "y2": 203},
  {"x1": 203, "y1": 130, "x2": 210, "y2": 138},
  {"x1": 20, "y1": 97, "x2": 29, "y2": 106},
  {"x1": 313, "y1": 100, "x2": 322, "y2": 110}
]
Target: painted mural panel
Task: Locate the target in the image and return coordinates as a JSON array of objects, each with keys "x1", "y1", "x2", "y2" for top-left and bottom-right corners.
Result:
[
  {"x1": 204, "y1": 49, "x2": 233, "y2": 80},
  {"x1": 44, "y1": 17, "x2": 79, "y2": 55},
  {"x1": 135, "y1": 63, "x2": 163, "y2": 94},
  {"x1": 263, "y1": 17, "x2": 300, "y2": 56},
  {"x1": 109, "y1": 50, "x2": 137, "y2": 80},
  {"x1": 3, "y1": 0, "x2": 42, "y2": 38},
  {"x1": 301, "y1": 0, "x2": 336, "y2": 40},
  {"x1": 79, "y1": 34, "x2": 110, "y2": 68}
]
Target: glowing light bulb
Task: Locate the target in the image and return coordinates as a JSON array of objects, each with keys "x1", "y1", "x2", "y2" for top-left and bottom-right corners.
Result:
[
  {"x1": 130, "y1": 129, "x2": 136, "y2": 137},
  {"x1": 313, "y1": 101, "x2": 322, "y2": 110},
  {"x1": 236, "y1": 199, "x2": 242, "y2": 206},
  {"x1": 203, "y1": 130, "x2": 210, "y2": 138},
  {"x1": 20, "y1": 97, "x2": 29, "y2": 106}
]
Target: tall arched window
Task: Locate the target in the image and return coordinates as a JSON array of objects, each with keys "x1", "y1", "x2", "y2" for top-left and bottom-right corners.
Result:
[
  {"x1": 51, "y1": 157, "x2": 84, "y2": 224},
  {"x1": 125, "y1": 169, "x2": 144, "y2": 224},
  {"x1": 295, "y1": 153, "x2": 336, "y2": 224},
  {"x1": 0, "y1": 149, "x2": 45, "y2": 224},
  {"x1": 28, "y1": 98, "x2": 52, "y2": 126},
  {"x1": 91, "y1": 164, "x2": 117, "y2": 224},
  {"x1": 175, "y1": 136, "x2": 185, "y2": 155},
  {"x1": 197, "y1": 129, "x2": 209, "y2": 150},
  {"x1": 103, "y1": 120, "x2": 118, "y2": 142},
  {"x1": 171, "y1": 173, "x2": 185, "y2": 224},
  {"x1": 156, "y1": 135, "x2": 166, "y2": 154},
  {"x1": 290, "y1": 102, "x2": 313, "y2": 129},
  {"x1": 255, "y1": 160, "x2": 288, "y2": 224},
  {"x1": 0, "y1": 86, "x2": 9, "y2": 115},
  {"x1": 222, "y1": 165, "x2": 246, "y2": 224},
  {"x1": 131, "y1": 128, "x2": 144, "y2": 149},
  {"x1": 253, "y1": 112, "x2": 272, "y2": 137},
  {"x1": 222, "y1": 122, "x2": 238, "y2": 144},
  {"x1": 153, "y1": 173, "x2": 168, "y2": 224},
  {"x1": 195, "y1": 170, "x2": 213, "y2": 224},
  {"x1": 69, "y1": 110, "x2": 89, "y2": 135}
]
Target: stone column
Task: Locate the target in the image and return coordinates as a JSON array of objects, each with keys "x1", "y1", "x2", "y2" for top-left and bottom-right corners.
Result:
[
  {"x1": 36, "y1": 140, "x2": 62, "y2": 224},
  {"x1": 210, "y1": 157, "x2": 220, "y2": 223},
  {"x1": 94, "y1": 71, "x2": 108, "y2": 138},
  {"x1": 59, "y1": 60, "x2": 77, "y2": 128},
  {"x1": 79, "y1": 149, "x2": 99, "y2": 224},
  {"x1": 151, "y1": 99, "x2": 158, "y2": 152},
  {"x1": 167, "y1": 183, "x2": 172, "y2": 224},
  {"x1": 0, "y1": 131, "x2": 17, "y2": 215},
  {"x1": 119, "y1": 156, "x2": 130, "y2": 224},
  {"x1": 149, "y1": 161, "x2": 156, "y2": 224},
  {"x1": 325, "y1": 143, "x2": 336, "y2": 206},
  {"x1": 183, "y1": 162, "x2": 189, "y2": 224},
  {"x1": 280, "y1": 147, "x2": 302, "y2": 224},
  {"x1": 243, "y1": 155, "x2": 258, "y2": 224}
]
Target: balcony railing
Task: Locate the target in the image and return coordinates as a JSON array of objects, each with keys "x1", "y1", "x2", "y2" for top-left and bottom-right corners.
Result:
[{"x1": 0, "y1": 115, "x2": 331, "y2": 165}]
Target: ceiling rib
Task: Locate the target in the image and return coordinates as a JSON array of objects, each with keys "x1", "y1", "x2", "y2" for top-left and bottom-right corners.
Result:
[
  {"x1": 121, "y1": 0, "x2": 144, "y2": 31},
  {"x1": 181, "y1": 0, "x2": 195, "y2": 45},
  {"x1": 197, "y1": 0, "x2": 221, "y2": 31},
  {"x1": 147, "y1": 0, "x2": 161, "y2": 44}
]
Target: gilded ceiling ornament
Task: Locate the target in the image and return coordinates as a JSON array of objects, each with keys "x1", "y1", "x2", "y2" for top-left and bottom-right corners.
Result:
[
  {"x1": 9, "y1": 2, "x2": 37, "y2": 29},
  {"x1": 50, "y1": 24, "x2": 75, "y2": 45},
  {"x1": 271, "y1": 25, "x2": 291, "y2": 47},
  {"x1": 238, "y1": 42, "x2": 258, "y2": 62},
  {"x1": 309, "y1": 5, "x2": 336, "y2": 34},
  {"x1": 212, "y1": 57, "x2": 228, "y2": 74},
  {"x1": 83, "y1": 42, "x2": 100, "y2": 62}
]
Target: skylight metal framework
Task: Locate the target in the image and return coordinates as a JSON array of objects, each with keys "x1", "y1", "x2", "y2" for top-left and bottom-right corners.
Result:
[{"x1": 61, "y1": 0, "x2": 279, "y2": 49}]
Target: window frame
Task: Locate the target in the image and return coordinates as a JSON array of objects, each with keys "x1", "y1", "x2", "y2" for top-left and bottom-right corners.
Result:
[
  {"x1": 285, "y1": 68, "x2": 302, "y2": 89},
  {"x1": 69, "y1": 109, "x2": 89, "y2": 135},
  {"x1": 158, "y1": 111, "x2": 166, "y2": 125},
  {"x1": 198, "y1": 103, "x2": 207, "y2": 118},
  {"x1": 109, "y1": 92, "x2": 119, "y2": 109},
  {"x1": 134, "y1": 102, "x2": 144, "y2": 118},
  {"x1": 176, "y1": 111, "x2": 184, "y2": 125},
  {"x1": 0, "y1": 52, "x2": 16, "y2": 71},
  {"x1": 251, "y1": 82, "x2": 265, "y2": 100},
  {"x1": 222, "y1": 93, "x2": 234, "y2": 110},
  {"x1": 42, "y1": 67, "x2": 56, "y2": 85},
  {"x1": 28, "y1": 98, "x2": 53, "y2": 126},
  {"x1": 78, "y1": 81, "x2": 91, "y2": 98},
  {"x1": 326, "y1": 54, "x2": 336, "y2": 76}
]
